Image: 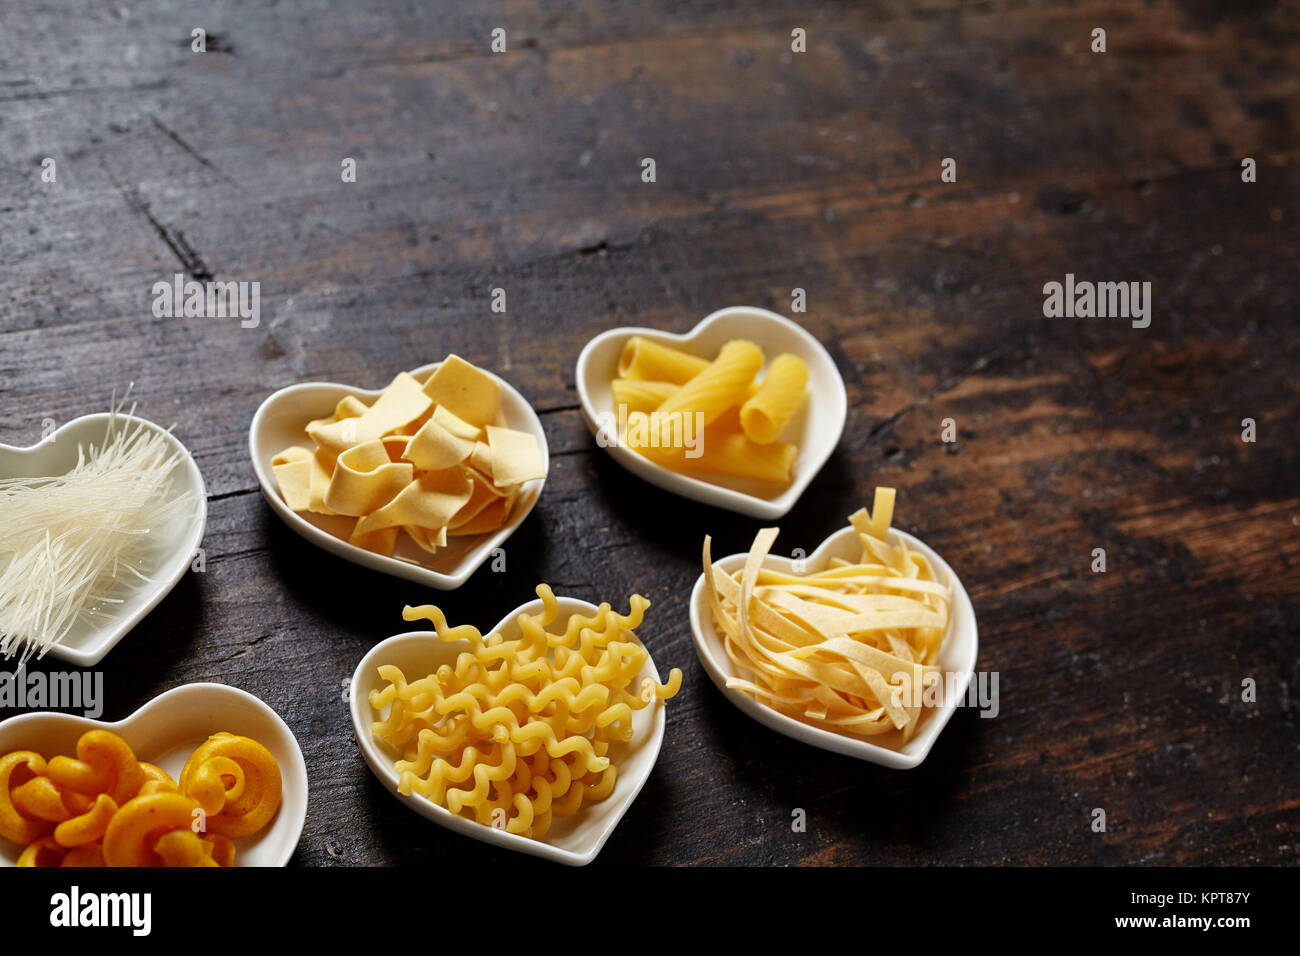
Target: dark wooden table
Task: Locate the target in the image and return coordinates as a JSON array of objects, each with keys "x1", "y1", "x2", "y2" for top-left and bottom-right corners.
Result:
[{"x1": 2, "y1": 1, "x2": 1296, "y2": 867}]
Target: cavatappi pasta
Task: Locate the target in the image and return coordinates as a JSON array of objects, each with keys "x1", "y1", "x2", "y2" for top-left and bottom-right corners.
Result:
[
  {"x1": 613, "y1": 336, "x2": 808, "y2": 487},
  {"x1": 702, "y1": 488, "x2": 951, "y2": 743},
  {"x1": 272, "y1": 355, "x2": 546, "y2": 559},
  {"x1": 369, "y1": 584, "x2": 682, "y2": 839},
  {"x1": 1, "y1": 730, "x2": 282, "y2": 866}
]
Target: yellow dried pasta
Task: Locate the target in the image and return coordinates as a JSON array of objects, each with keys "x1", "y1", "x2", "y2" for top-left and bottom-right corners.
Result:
[
  {"x1": 740, "y1": 353, "x2": 809, "y2": 444},
  {"x1": 2, "y1": 730, "x2": 281, "y2": 867},
  {"x1": 610, "y1": 335, "x2": 808, "y2": 489},
  {"x1": 271, "y1": 356, "x2": 546, "y2": 559},
  {"x1": 702, "y1": 487, "x2": 951, "y2": 743},
  {"x1": 652, "y1": 340, "x2": 763, "y2": 427},
  {"x1": 617, "y1": 336, "x2": 709, "y2": 384},
  {"x1": 640, "y1": 430, "x2": 795, "y2": 485},
  {"x1": 611, "y1": 379, "x2": 678, "y2": 417},
  {"x1": 369, "y1": 584, "x2": 682, "y2": 839}
]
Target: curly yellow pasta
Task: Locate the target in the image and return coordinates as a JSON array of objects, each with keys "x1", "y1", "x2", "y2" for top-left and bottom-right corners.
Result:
[{"x1": 370, "y1": 584, "x2": 682, "y2": 840}]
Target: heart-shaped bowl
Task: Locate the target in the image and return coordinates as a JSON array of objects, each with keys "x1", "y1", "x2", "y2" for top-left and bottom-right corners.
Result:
[
  {"x1": 0, "y1": 682, "x2": 308, "y2": 866},
  {"x1": 690, "y1": 525, "x2": 978, "y2": 768},
  {"x1": 250, "y1": 362, "x2": 548, "y2": 590},
  {"x1": 0, "y1": 413, "x2": 207, "y2": 666},
  {"x1": 351, "y1": 595, "x2": 669, "y2": 866},
  {"x1": 575, "y1": 306, "x2": 846, "y2": 519}
]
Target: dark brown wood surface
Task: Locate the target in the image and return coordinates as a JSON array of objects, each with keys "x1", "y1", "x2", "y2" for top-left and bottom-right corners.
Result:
[{"x1": 1, "y1": 1, "x2": 1296, "y2": 867}]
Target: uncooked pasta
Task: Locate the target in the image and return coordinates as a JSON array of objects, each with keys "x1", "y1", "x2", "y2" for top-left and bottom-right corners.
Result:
[
  {"x1": 702, "y1": 488, "x2": 951, "y2": 742},
  {"x1": 0, "y1": 398, "x2": 198, "y2": 664},
  {"x1": 369, "y1": 584, "x2": 682, "y2": 839}
]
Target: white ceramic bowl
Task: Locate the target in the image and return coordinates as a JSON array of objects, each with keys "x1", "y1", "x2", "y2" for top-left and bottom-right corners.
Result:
[
  {"x1": 0, "y1": 413, "x2": 207, "y2": 666},
  {"x1": 0, "y1": 682, "x2": 308, "y2": 866},
  {"x1": 690, "y1": 525, "x2": 978, "y2": 768},
  {"x1": 249, "y1": 362, "x2": 548, "y2": 590},
  {"x1": 351, "y1": 595, "x2": 670, "y2": 865},
  {"x1": 575, "y1": 306, "x2": 846, "y2": 519}
]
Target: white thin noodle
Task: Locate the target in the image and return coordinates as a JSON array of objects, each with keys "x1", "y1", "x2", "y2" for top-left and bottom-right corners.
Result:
[{"x1": 0, "y1": 391, "x2": 199, "y2": 665}]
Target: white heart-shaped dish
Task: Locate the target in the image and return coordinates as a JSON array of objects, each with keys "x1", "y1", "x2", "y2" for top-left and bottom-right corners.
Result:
[
  {"x1": 350, "y1": 595, "x2": 668, "y2": 866},
  {"x1": 0, "y1": 413, "x2": 207, "y2": 666},
  {"x1": 575, "y1": 306, "x2": 846, "y2": 519},
  {"x1": 0, "y1": 682, "x2": 308, "y2": 866},
  {"x1": 249, "y1": 362, "x2": 548, "y2": 590},
  {"x1": 690, "y1": 525, "x2": 978, "y2": 768}
]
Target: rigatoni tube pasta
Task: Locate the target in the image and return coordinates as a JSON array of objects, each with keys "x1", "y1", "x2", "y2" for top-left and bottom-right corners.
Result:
[
  {"x1": 651, "y1": 340, "x2": 764, "y2": 427},
  {"x1": 740, "y1": 353, "x2": 810, "y2": 444},
  {"x1": 617, "y1": 336, "x2": 710, "y2": 384},
  {"x1": 610, "y1": 335, "x2": 810, "y2": 488}
]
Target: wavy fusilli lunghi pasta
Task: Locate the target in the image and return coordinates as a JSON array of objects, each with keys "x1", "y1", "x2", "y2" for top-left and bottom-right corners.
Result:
[
  {"x1": 703, "y1": 487, "x2": 951, "y2": 743},
  {"x1": 370, "y1": 584, "x2": 683, "y2": 839}
]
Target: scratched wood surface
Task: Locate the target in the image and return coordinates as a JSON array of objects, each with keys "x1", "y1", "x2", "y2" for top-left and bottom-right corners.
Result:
[{"x1": 1, "y1": 0, "x2": 1296, "y2": 866}]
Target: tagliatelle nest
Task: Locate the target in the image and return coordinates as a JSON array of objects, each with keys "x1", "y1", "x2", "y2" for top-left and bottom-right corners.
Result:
[{"x1": 703, "y1": 487, "x2": 951, "y2": 742}]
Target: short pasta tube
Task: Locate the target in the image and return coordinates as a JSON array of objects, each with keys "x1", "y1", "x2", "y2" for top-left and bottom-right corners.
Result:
[
  {"x1": 641, "y1": 429, "x2": 796, "y2": 484},
  {"x1": 739, "y1": 353, "x2": 808, "y2": 444},
  {"x1": 617, "y1": 336, "x2": 709, "y2": 384},
  {"x1": 651, "y1": 339, "x2": 764, "y2": 427},
  {"x1": 611, "y1": 379, "x2": 679, "y2": 417}
]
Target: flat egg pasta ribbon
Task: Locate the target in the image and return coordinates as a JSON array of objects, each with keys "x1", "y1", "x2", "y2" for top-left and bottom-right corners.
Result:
[
  {"x1": 271, "y1": 356, "x2": 546, "y2": 558},
  {"x1": 703, "y1": 487, "x2": 950, "y2": 742},
  {"x1": 308, "y1": 372, "x2": 431, "y2": 456}
]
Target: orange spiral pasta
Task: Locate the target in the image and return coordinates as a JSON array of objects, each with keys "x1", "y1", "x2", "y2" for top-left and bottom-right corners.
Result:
[
  {"x1": 179, "y1": 733, "x2": 282, "y2": 839},
  {"x1": 1, "y1": 729, "x2": 283, "y2": 867}
]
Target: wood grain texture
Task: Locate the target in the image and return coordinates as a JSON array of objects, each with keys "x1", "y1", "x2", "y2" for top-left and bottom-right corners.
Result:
[{"x1": 1, "y1": 0, "x2": 1296, "y2": 866}]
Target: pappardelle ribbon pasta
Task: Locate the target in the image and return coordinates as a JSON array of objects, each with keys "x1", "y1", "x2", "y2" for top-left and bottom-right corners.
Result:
[{"x1": 272, "y1": 355, "x2": 547, "y2": 559}]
